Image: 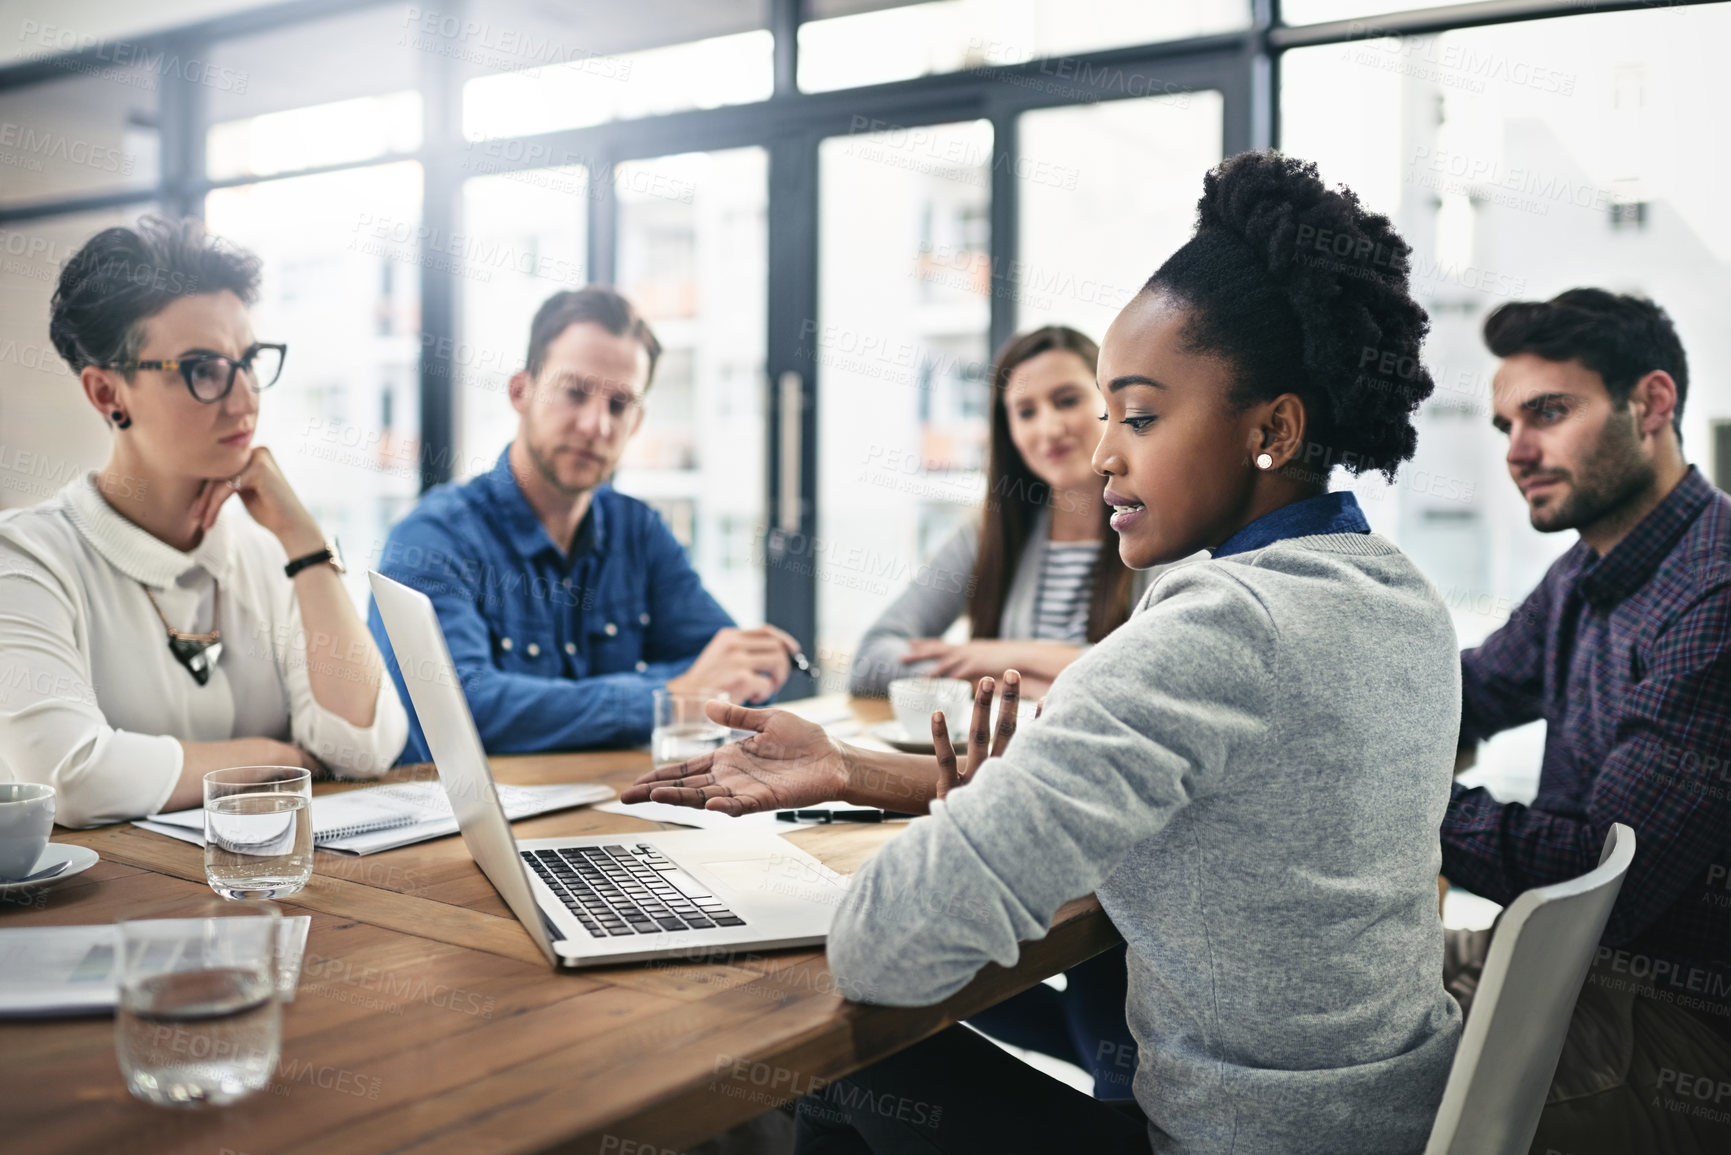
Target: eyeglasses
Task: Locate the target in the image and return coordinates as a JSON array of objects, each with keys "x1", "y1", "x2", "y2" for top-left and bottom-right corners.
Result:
[{"x1": 104, "y1": 343, "x2": 288, "y2": 403}]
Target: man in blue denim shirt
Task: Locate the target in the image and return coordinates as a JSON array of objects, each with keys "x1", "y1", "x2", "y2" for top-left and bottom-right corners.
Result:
[{"x1": 368, "y1": 288, "x2": 797, "y2": 762}]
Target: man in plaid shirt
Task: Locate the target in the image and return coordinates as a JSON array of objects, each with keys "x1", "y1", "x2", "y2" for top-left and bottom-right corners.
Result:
[{"x1": 1445, "y1": 288, "x2": 1730, "y2": 1153}]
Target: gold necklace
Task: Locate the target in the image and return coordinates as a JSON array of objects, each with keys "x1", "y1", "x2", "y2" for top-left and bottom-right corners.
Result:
[{"x1": 141, "y1": 582, "x2": 223, "y2": 685}]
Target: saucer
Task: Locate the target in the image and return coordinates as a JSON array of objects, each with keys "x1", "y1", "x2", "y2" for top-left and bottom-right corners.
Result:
[
  {"x1": 869, "y1": 721, "x2": 969, "y2": 755},
  {"x1": 0, "y1": 843, "x2": 99, "y2": 894}
]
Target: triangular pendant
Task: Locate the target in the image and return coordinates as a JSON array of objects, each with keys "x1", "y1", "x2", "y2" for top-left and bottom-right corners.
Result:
[{"x1": 169, "y1": 637, "x2": 222, "y2": 686}]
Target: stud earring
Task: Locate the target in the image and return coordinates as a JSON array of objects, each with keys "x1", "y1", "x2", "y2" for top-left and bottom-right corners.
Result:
[
  {"x1": 110, "y1": 410, "x2": 132, "y2": 430},
  {"x1": 1255, "y1": 452, "x2": 1273, "y2": 470}
]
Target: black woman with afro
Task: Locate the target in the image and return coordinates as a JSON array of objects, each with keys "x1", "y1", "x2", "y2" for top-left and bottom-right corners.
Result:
[{"x1": 627, "y1": 151, "x2": 1456, "y2": 1155}]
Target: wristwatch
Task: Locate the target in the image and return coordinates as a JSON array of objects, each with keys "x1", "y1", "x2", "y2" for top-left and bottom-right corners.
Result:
[{"x1": 284, "y1": 538, "x2": 346, "y2": 579}]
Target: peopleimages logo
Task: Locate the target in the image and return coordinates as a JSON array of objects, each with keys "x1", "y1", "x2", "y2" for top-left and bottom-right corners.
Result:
[
  {"x1": 400, "y1": 7, "x2": 632, "y2": 81},
  {"x1": 0, "y1": 122, "x2": 132, "y2": 174},
  {"x1": 349, "y1": 213, "x2": 586, "y2": 286},
  {"x1": 15, "y1": 20, "x2": 249, "y2": 93},
  {"x1": 1407, "y1": 146, "x2": 1617, "y2": 215},
  {"x1": 1342, "y1": 23, "x2": 1577, "y2": 96}
]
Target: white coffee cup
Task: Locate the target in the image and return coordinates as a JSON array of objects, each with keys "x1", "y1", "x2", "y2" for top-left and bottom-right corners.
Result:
[
  {"x1": 888, "y1": 676, "x2": 1042, "y2": 746},
  {"x1": 888, "y1": 677, "x2": 978, "y2": 743},
  {"x1": 0, "y1": 783, "x2": 55, "y2": 880}
]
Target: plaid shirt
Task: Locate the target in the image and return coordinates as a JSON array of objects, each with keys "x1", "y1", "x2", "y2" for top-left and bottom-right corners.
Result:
[{"x1": 1445, "y1": 466, "x2": 1731, "y2": 981}]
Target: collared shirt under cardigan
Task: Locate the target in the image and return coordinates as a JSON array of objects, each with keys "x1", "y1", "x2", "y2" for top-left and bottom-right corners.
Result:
[
  {"x1": 367, "y1": 447, "x2": 736, "y2": 763},
  {"x1": 1446, "y1": 465, "x2": 1731, "y2": 987},
  {"x1": 1211, "y1": 488, "x2": 1373, "y2": 557},
  {"x1": 0, "y1": 474, "x2": 409, "y2": 827}
]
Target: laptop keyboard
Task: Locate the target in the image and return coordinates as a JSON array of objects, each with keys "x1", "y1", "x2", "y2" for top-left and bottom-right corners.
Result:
[{"x1": 522, "y1": 843, "x2": 746, "y2": 938}]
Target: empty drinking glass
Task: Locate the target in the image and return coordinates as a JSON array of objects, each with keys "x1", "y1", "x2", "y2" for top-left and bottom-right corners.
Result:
[
  {"x1": 115, "y1": 900, "x2": 282, "y2": 1107},
  {"x1": 651, "y1": 689, "x2": 731, "y2": 768},
  {"x1": 203, "y1": 766, "x2": 313, "y2": 900}
]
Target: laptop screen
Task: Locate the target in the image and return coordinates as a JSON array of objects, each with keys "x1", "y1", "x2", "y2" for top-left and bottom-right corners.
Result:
[{"x1": 367, "y1": 570, "x2": 560, "y2": 964}]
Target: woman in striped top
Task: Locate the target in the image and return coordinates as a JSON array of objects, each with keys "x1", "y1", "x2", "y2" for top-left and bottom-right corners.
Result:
[
  {"x1": 848, "y1": 327, "x2": 1172, "y2": 704},
  {"x1": 1031, "y1": 539, "x2": 1104, "y2": 642}
]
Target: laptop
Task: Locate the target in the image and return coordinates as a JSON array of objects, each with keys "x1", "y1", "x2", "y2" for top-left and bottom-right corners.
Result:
[{"x1": 368, "y1": 571, "x2": 849, "y2": 969}]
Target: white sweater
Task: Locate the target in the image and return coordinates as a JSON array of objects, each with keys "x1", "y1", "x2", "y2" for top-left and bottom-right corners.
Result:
[{"x1": 0, "y1": 474, "x2": 407, "y2": 827}]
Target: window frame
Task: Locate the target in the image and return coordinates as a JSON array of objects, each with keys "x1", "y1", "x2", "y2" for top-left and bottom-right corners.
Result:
[{"x1": 1, "y1": 0, "x2": 1711, "y2": 694}]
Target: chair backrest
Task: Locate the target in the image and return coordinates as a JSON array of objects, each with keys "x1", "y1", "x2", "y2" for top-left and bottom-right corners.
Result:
[{"x1": 1424, "y1": 823, "x2": 1636, "y2": 1155}]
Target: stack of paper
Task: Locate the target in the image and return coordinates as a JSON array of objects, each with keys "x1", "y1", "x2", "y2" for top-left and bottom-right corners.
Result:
[
  {"x1": 597, "y1": 798, "x2": 863, "y2": 833},
  {"x1": 135, "y1": 780, "x2": 614, "y2": 855},
  {"x1": 606, "y1": 695, "x2": 873, "y2": 831},
  {"x1": 0, "y1": 916, "x2": 311, "y2": 1018}
]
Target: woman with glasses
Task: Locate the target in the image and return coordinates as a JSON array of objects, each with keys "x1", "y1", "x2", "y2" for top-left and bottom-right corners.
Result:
[{"x1": 0, "y1": 217, "x2": 407, "y2": 827}]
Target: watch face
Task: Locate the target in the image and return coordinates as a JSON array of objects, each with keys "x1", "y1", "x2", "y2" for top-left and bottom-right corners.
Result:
[{"x1": 328, "y1": 538, "x2": 347, "y2": 574}]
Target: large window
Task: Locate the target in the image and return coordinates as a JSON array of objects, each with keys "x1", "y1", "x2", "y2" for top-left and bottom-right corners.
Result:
[
  {"x1": 206, "y1": 92, "x2": 420, "y2": 181},
  {"x1": 799, "y1": 0, "x2": 1249, "y2": 92},
  {"x1": 1285, "y1": 3, "x2": 1731, "y2": 627},
  {"x1": 1284, "y1": 2, "x2": 1731, "y2": 801},
  {"x1": 1016, "y1": 91, "x2": 1225, "y2": 338},
  {"x1": 613, "y1": 148, "x2": 769, "y2": 629},
  {"x1": 815, "y1": 119, "x2": 993, "y2": 674},
  {"x1": 456, "y1": 166, "x2": 590, "y2": 477},
  {"x1": 464, "y1": 32, "x2": 774, "y2": 140},
  {"x1": 458, "y1": 2, "x2": 775, "y2": 141},
  {"x1": 205, "y1": 163, "x2": 425, "y2": 611},
  {"x1": 4, "y1": 0, "x2": 1726, "y2": 694},
  {"x1": 195, "y1": 9, "x2": 451, "y2": 611}
]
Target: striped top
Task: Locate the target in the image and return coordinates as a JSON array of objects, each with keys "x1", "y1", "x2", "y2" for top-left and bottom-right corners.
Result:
[{"x1": 1032, "y1": 541, "x2": 1100, "y2": 642}]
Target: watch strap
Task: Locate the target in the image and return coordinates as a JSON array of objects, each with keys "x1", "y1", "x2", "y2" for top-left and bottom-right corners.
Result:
[{"x1": 284, "y1": 547, "x2": 335, "y2": 578}]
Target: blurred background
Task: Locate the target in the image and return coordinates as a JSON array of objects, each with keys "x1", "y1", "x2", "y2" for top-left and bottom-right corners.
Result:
[{"x1": 3, "y1": 0, "x2": 1730, "y2": 812}]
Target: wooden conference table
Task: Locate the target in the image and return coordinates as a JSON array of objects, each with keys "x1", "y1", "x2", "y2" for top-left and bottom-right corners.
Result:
[{"x1": 0, "y1": 698, "x2": 1122, "y2": 1155}]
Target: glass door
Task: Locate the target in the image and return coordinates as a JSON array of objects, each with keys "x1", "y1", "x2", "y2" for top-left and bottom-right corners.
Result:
[
  {"x1": 814, "y1": 119, "x2": 994, "y2": 681},
  {"x1": 612, "y1": 148, "x2": 770, "y2": 629}
]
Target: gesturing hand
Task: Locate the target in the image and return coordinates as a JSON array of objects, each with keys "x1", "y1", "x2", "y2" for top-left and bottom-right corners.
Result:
[
  {"x1": 621, "y1": 701, "x2": 848, "y2": 816},
  {"x1": 932, "y1": 670, "x2": 1034, "y2": 799}
]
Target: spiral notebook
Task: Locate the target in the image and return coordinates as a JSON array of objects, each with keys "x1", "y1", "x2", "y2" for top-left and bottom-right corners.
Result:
[{"x1": 136, "y1": 780, "x2": 614, "y2": 855}]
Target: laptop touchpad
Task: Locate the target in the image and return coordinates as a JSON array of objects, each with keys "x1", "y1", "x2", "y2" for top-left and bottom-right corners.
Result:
[{"x1": 701, "y1": 857, "x2": 847, "y2": 905}]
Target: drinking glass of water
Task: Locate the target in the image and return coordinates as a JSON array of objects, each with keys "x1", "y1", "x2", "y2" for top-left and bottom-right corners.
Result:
[
  {"x1": 651, "y1": 689, "x2": 731, "y2": 768},
  {"x1": 203, "y1": 766, "x2": 313, "y2": 900},
  {"x1": 115, "y1": 899, "x2": 282, "y2": 1107}
]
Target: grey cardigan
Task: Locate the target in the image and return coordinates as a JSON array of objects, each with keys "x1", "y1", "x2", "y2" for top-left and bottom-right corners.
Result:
[
  {"x1": 828, "y1": 532, "x2": 1464, "y2": 1153},
  {"x1": 847, "y1": 508, "x2": 1166, "y2": 696}
]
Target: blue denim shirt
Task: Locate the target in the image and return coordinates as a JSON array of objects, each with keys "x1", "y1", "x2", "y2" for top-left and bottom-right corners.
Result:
[
  {"x1": 1212, "y1": 490, "x2": 1371, "y2": 558},
  {"x1": 367, "y1": 447, "x2": 735, "y2": 762}
]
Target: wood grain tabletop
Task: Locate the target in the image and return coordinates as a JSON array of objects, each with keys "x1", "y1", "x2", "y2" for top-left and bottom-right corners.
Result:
[{"x1": 0, "y1": 698, "x2": 1121, "y2": 1155}]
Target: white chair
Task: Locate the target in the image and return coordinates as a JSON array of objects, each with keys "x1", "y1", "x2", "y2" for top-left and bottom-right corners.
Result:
[{"x1": 1424, "y1": 823, "x2": 1636, "y2": 1155}]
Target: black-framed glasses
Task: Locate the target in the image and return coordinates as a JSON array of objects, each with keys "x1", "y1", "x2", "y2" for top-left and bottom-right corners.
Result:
[{"x1": 104, "y1": 343, "x2": 288, "y2": 403}]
